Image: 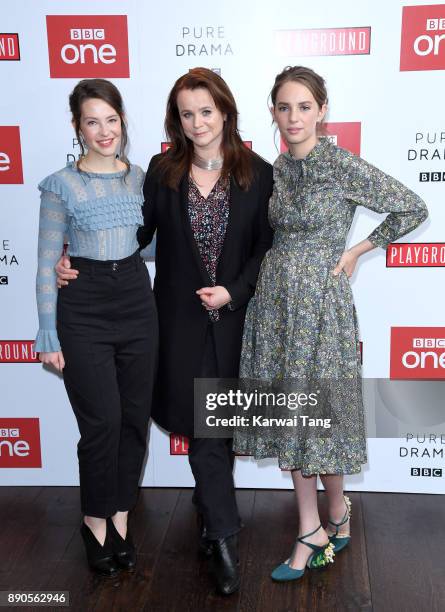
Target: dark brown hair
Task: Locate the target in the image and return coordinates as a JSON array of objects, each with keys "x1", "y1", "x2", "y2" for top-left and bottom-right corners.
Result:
[
  {"x1": 156, "y1": 68, "x2": 256, "y2": 191},
  {"x1": 69, "y1": 78, "x2": 129, "y2": 171},
  {"x1": 270, "y1": 66, "x2": 328, "y2": 135}
]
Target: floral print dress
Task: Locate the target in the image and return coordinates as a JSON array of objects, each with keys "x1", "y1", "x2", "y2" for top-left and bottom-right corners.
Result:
[{"x1": 233, "y1": 138, "x2": 428, "y2": 475}]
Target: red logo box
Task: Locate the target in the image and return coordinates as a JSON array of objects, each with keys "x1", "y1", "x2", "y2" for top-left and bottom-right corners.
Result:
[
  {"x1": 0, "y1": 418, "x2": 42, "y2": 468},
  {"x1": 275, "y1": 27, "x2": 371, "y2": 57},
  {"x1": 0, "y1": 341, "x2": 39, "y2": 363},
  {"x1": 170, "y1": 434, "x2": 189, "y2": 455},
  {"x1": 280, "y1": 122, "x2": 361, "y2": 156},
  {"x1": 0, "y1": 34, "x2": 20, "y2": 60},
  {"x1": 400, "y1": 5, "x2": 445, "y2": 71},
  {"x1": 0, "y1": 126, "x2": 24, "y2": 184},
  {"x1": 46, "y1": 15, "x2": 129, "y2": 78},
  {"x1": 324, "y1": 122, "x2": 361, "y2": 156},
  {"x1": 387, "y1": 243, "x2": 445, "y2": 267},
  {"x1": 390, "y1": 327, "x2": 445, "y2": 379}
]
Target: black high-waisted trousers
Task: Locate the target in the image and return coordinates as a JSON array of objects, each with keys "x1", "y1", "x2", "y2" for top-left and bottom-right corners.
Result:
[{"x1": 57, "y1": 251, "x2": 158, "y2": 518}]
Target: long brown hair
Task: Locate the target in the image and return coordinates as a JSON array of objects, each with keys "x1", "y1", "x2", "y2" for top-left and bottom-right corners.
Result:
[
  {"x1": 69, "y1": 78, "x2": 130, "y2": 172},
  {"x1": 270, "y1": 66, "x2": 328, "y2": 135},
  {"x1": 156, "y1": 68, "x2": 255, "y2": 191}
]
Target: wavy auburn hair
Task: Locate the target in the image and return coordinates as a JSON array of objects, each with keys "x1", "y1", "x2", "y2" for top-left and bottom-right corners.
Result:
[{"x1": 156, "y1": 68, "x2": 256, "y2": 191}]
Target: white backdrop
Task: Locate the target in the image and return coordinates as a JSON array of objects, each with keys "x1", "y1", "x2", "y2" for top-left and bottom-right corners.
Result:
[{"x1": 1, "y1": 0, "x2": 444, "y2": 494}]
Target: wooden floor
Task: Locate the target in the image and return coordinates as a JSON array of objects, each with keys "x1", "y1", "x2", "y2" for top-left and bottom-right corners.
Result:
[{"x1": 0, "y1": 488, "x2": 443, "y2": 612}]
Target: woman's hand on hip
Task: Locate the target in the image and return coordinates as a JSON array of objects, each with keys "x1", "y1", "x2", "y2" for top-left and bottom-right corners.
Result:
[
  {"x1": 333, "y1": 239, "x2": 375, "y2": 278},
  {"x1": 56, "y1": 255, "x2": 79, "y2": 288},
  {"x1": 196, "y1": 286, "x2": 232, "y2": 310},
  {"x1": 332, "y1": 250, "x2": 359, "y2": 279},
  {"x1": 39, "y1": 351, "x2": 65, "y2": 372}
]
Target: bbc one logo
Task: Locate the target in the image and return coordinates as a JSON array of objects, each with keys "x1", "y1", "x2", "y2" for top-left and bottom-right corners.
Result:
[
  {"x1": 46, "y1": 15, "x2": 129, "y2": 78},
  {"x1": 420, "y1": 171, "x2": 445, "y2": 182},
  {"x1": 400, "y1": 5, "x2": 445, "y2": 71},
  {"x1": 323, "y1": 122, "x2": 361, "y2": 156},
  {"x1": 0, "y1": 126, "x2": 24, "y2": 184},
  {"x1": 390, "y1": 327, "x2": 445, "y2": 379},
  {"x1": 411, "y1": 467, "x2": 442, "y2": 477},
  {"x1": 0, "y1": 419, "x2": 42, "y2": 468},
  {"x1": 275, "y1": 27, "x2": 371, "y2": 57},
  {"x1": 280, "y1": 123, "x2": 361, "y2": 157}
]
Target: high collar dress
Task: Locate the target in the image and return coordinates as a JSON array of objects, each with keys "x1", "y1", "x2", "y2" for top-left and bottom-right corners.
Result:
[{"x1": 233, "y1": 138, "x2": 428, "y2": 475}]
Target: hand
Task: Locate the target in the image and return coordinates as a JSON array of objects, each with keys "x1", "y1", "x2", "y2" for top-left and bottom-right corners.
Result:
[
  {"x1": 39, "y1": 350, "x2": 65, "y2": 372},
  {"x1": 56, "y1": 255, "x2": 79, "y2": 288},
  {"x1": 196, "y1": 286, "x2": 232, "y2": 310},
  {"x1": 332, "y1": 250, "x2": 359, "y2": 278}
]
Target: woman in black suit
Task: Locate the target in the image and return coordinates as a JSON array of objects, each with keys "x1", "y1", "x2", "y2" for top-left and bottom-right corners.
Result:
[{"x1": 57, "y1": 68, "x2": 273, "y2": 595}]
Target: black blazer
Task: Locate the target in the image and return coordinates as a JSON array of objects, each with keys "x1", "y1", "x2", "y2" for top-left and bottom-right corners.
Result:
[{"x1": 138, "y1": 153, "x2": 273, "y2": 436}]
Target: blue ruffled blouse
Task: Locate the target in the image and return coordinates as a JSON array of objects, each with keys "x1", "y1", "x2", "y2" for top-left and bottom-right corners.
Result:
[{"x1": 34, "y1": 162, "x2": 145, "y2": 353}]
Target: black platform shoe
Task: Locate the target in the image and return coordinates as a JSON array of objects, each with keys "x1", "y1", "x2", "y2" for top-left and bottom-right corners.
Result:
[
  {"x1": 80, "y1": 522, "x2": 120, "y2": 577},
  {"x1": 107, "y1": 518, "x2": 137, "y2": 571},
  {"x1": 196, "y1": 511, "x2": 213, "y2": 557},
  {"x1": 210, "y1": 534, "x2": 240, "y2": 595}
]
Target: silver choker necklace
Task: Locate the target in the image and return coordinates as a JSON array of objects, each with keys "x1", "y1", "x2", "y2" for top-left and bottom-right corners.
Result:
[{"x1": 192, "y1": 154, "x2": 223, "y2": 171}]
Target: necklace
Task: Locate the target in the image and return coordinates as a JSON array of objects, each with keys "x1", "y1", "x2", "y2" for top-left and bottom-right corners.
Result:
[{"x1": 192, "y1": 153, "x2": 223, "y2": 171}]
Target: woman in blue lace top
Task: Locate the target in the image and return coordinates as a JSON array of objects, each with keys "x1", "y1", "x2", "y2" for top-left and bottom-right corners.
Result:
[{"x1": 34, "y1": 79, "x2": 158, "y2": 576}]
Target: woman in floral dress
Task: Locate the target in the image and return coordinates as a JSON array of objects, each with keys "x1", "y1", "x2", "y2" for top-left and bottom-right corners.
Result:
[{"x1": 233, "y1": 66, "x2": 428, "y2": 581}]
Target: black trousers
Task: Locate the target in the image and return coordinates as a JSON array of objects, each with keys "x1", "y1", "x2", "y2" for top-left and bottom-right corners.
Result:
[
  {"x1": 187, "y1": 324, "x2": 241, "y2": 540},
  {"x1": 57, "y1": 251, "x2": 158, "y2": 518}
]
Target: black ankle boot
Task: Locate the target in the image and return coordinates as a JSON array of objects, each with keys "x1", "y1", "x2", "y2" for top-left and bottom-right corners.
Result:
[
  {"x1": 196, "y1": 511, "x2": 212, "y2": 557},
  {"x1": 107, "y1": 518, "x2": 137, "y2": 571},
  {"x1": 80, "y1": 522, "x2": 120, "y2": 577},
  {"x1": 210, "y1": 534, "x2": 240, "y2": 595}
]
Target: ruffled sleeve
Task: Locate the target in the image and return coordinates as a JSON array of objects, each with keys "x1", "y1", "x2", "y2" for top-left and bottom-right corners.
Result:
[
  {"x1": 342, "y1": 153, "x2": 428, "y2": 249},
  {"x1": 38, "y1": 173, "x2": 74, "y2": 214},
  {"x1": 34, "y1": 175, "x2": 70, "y2": 353},
  {"x1": 34, "y1": 329, "x2": 61, "y2": 353}
]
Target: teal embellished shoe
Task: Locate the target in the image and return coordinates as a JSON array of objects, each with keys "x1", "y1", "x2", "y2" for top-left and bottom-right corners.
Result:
[
  {"x1": 271, "y1": 524, "x2": 335, "y2": 582},
  {"x1": 327, "y1": 495, "x2": 352, "y2": 553}
]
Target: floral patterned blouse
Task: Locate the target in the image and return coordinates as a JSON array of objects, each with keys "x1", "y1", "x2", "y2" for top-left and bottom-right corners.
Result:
[{"x1": 188, "y1": 175, "x2": 230, "y2": 322}]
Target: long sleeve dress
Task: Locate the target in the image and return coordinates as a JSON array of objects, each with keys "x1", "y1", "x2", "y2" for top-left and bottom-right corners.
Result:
[{"x1": 233, "y1": 137, "x2": 428, "y2": 475}]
